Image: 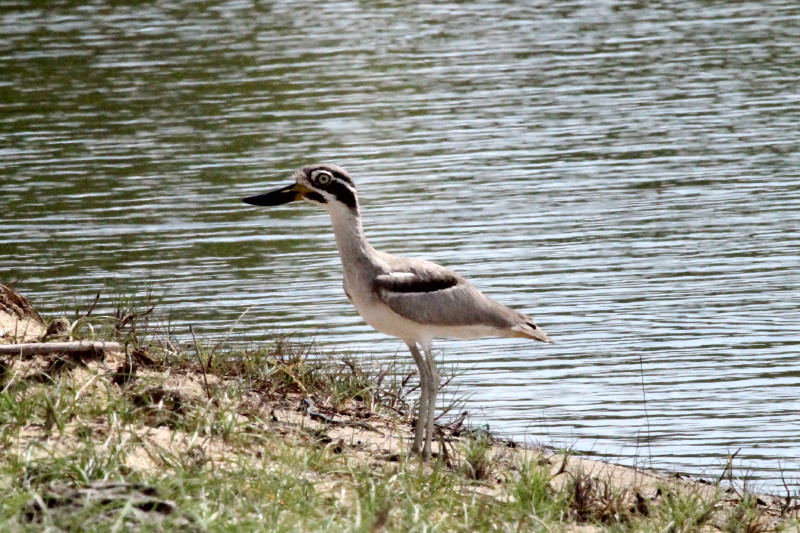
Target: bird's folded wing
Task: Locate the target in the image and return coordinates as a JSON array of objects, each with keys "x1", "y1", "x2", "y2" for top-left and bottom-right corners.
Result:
[{"x1": 373, "y1": 271, "x2": 518, "y2": 328}]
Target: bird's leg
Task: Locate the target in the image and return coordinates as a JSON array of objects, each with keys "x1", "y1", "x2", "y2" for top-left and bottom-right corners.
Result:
[
  {"x1": 406, "y1": 342, "x2": 429, "y2": 456},
  {"x1": 415, "y1": 351, "x2": 431, "y2": 456},
  {"x1": 422, "y1": 345, "x2": 439, "y2": 458}
]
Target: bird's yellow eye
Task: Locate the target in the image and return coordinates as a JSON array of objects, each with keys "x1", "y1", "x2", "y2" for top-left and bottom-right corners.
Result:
[{"x1": 313, "y1": 171, "x2": 332, "y2": 186}]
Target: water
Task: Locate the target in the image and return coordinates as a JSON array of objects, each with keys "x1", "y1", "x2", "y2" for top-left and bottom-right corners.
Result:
[{"x1": 2, "y1": 1, "x2": 799, "y2": 489}]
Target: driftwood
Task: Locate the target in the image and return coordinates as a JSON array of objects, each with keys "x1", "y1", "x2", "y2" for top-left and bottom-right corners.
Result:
[{"x1": 0, "y1": 341, "x2": 122, "y2": 357}]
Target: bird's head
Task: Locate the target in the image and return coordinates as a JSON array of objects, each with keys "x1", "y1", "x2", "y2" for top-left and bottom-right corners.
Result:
[{"x1": 242, "y1": 164, "x2": 359, "y2": 214}]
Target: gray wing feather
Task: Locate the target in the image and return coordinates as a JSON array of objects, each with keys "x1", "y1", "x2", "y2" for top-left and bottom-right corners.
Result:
[{"x1": 373, "y1": 269, "x2": 522, "y2": 328}]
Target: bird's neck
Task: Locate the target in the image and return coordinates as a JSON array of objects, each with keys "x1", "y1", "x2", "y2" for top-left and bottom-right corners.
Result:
[{"x1": 326, "y1": 205, "x2": 378, "y2": 268}]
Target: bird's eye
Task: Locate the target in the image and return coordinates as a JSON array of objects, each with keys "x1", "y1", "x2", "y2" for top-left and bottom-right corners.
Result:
[{"x1": 313, "y1": 170, "x2": 332, "y2": 186}]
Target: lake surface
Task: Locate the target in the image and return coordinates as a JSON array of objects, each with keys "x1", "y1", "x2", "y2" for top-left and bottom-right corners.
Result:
[{"x1": 2, "y1": 1, "x2": 799, "y2": 489}]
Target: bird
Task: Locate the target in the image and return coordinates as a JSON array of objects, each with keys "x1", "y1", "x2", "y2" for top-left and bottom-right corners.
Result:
[{"x1": 242, "y1": 164, "x2": 551, "y2": 458}]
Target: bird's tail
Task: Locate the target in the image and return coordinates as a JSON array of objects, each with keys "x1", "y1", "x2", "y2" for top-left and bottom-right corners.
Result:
[{"x1": 511, "y1": 320, "x2": 553, "y2": 343}]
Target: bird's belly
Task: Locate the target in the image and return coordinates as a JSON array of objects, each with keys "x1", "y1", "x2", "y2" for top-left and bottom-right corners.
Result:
[{"x1": 349, "y1": 297, "x2": 421, "y2": 341}]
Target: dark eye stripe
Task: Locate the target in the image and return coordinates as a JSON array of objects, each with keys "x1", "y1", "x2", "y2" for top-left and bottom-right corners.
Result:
[
  {"x1": 327, "y1": 180, "x2": 358, "y2": 211},
  {"x1": 329, "y1": 170, "x2": 354, "y2": 187},
  {"x1": 305, "y1": 191, "x2": 327, "y2": 204}
]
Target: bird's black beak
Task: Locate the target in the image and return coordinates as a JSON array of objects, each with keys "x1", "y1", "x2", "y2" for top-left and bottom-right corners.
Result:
[{"x1": 242, "y1": 183, "x2": 307, "y2": 206}]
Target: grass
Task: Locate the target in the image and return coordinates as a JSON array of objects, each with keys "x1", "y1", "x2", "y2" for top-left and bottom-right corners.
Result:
[{"x1": 1, "y1": 292, "x2": 798, "y2": 532}]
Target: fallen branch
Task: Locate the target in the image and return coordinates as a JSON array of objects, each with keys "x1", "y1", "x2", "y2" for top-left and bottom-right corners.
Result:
[{"x1": 0, "y1": 341, "x2": 122, "y2": 357}]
